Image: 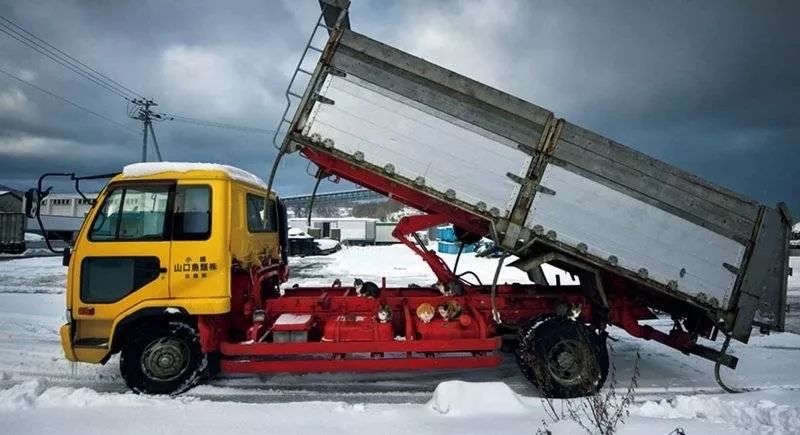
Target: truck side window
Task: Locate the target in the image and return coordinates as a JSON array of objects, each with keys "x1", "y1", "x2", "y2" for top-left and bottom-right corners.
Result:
[
  {"x1": 173, "y1": 186, "x2": 211, "y2": 240},
  {"x1": 246, "y1": 194, "x2": 276, "y2": 232},
  {"x1": 89, "y1": 185, "x2": 170, "y2": 241}
]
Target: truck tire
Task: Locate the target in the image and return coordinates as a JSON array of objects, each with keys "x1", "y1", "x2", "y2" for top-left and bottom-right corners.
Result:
[
  {"x1": 516, "y1": 319, "x2": 608, "y2": 398},
  {"x1": 120, "y1": 321, "x2": 206, "y2": 395}
]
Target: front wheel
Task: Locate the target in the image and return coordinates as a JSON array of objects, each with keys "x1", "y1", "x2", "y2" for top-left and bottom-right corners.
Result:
[
  {"x1": 120, "y1": 321, "x2": 206, "y2": 395},
  {"x1": 516, "y1": 319, "x2": 608, "y2": 398}
]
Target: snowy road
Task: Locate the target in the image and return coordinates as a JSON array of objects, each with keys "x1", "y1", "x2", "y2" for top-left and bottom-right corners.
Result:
[{"x1": 1, "y1": 247, "x2": 799, "y2": 434}]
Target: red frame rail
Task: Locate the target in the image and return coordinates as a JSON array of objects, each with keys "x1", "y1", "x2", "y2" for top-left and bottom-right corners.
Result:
[{"x1": 222, "y1": 355, "x2": 503, "y2": 374}]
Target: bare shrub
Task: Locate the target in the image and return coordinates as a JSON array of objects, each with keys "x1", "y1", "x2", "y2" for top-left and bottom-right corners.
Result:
[{"x1": 538, "y1": 343, "x2": 640, "y2": 435}]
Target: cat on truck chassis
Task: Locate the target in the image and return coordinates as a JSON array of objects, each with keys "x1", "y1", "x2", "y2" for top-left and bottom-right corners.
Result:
[{"x1": 31, "y1": 0, "x2": 790, "y2": 398}]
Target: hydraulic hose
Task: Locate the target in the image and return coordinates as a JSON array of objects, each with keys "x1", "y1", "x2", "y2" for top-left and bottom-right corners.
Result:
[
  {"x1": 307, "y1": 174, "x2": 324, "y2": 227},
  {"x1": 714, "y1": 334, "x2": 747, "y2": 394}
]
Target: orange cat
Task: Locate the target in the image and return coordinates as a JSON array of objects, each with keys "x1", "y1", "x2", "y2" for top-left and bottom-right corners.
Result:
[{"x1": 416, "y1": 302, "x2": 435, "y2": 323}]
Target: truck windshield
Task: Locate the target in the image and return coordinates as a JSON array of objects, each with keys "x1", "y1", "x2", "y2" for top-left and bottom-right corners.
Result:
[{"x1": 89, "y1": 185, "x2": 170, "y2": 241}]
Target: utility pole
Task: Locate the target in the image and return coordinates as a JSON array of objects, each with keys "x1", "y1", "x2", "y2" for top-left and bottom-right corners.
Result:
[{"x1": 130, "y1": 98, "x2": 169, "y2": 162}]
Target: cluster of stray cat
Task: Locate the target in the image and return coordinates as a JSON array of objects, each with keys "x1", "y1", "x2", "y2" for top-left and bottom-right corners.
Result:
[{"x1": 353, "y1": 278, "x2": 463, "y2": 324}]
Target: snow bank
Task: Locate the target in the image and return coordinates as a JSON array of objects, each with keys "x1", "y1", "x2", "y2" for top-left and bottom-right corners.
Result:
[
  {"x1": 747, "y1": 331, "x2": 800, "y2": 348},
  {"x1": 426, "y1": 381, "x2": 529, "y2": 416},
  {"x1": 24, "y1": 232, "x2": 44, "y2": 242},
  {"x1": 2, "y1": 377, "x2": 800, "y2": 434},
  {"x1": 123, "y1": 162, "x2": 267, "y2": 190},
  {"x1": 635, "y1": 394, "x2": 800, "y2": 434},
  {"x1": 0, "y1": 379, "x2": 194, "y2": 411},
  {"x1": 315, "y1": 238, "x2": 340, "y2": 250},
  {"x1": 0, "y1": 380, "x2": 542, "y2": 435},
  {"x1": 288, "y1": 227, "x2": 312, "y2": 238}
]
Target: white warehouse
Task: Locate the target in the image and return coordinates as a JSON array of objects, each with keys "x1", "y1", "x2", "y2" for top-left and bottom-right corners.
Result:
[
  {"x1": 288, "y1": 217, "x2": 377, "y2": 245},
  {"x1": 38, "y1": 193, "x2": 98, "y2": 217}
]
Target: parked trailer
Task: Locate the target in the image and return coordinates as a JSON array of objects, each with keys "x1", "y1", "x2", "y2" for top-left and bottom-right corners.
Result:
[
  {"x1": 271, "y1": 0, "x2": 791, "y2": 377},
  {"x1": 374, "y1": 222, "x2": 398, "y2": 244},
  {"x1": 289, "y1": 217, "x2": 376, "y2": 244},
  {"x1": 0, "y1": 213, "x2": 25, "y2": 254}
]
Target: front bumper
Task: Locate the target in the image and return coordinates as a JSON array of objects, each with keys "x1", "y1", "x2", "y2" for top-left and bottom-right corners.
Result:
[{"x1": 59, "y1": 324, "x2": 77, "y2": 362}]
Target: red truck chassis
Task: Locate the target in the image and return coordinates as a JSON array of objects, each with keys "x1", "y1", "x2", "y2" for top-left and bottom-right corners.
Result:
[
  {"x1": 209, "y1": 281, "x2": 662, "y2": 374},
  {"x1": 193, "y1": 143, "x2": 726, "y2": 376}
]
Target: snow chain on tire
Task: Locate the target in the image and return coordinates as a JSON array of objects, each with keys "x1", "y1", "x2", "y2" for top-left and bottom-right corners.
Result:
[
  {"x1": 515, "y1": 318, "x2": 609, "y2": 398},
  {"x1": 120, "y1": 320, "x2": 207, "y2": 395}
]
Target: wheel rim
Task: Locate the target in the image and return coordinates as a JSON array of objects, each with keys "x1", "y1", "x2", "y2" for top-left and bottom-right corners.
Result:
[
  {"x1": 545, "y1": 339, "x2": 592, "y2": 386},
  {"x1": 140, "y1": 337, "x2": 190, "y2": 382}
]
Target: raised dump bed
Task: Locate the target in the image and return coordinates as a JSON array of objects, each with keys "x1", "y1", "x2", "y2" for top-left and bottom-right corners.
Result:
[{"x1": 274, "y1": 1, "x2": 791, "y2": 345}]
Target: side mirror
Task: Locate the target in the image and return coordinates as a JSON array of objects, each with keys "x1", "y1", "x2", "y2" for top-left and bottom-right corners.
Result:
[
  {"x1": 62, "y1": 246, "x2": 72, "y2": 267},
  {"x1": 24, "y1": 187, "x2": 51, "y2": 219},
  {"x1": 24, "y1": 188, "x2": 38, "y2": 218}
]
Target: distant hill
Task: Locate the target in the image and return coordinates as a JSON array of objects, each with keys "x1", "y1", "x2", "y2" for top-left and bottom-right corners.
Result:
[
  {"x1": 287, "y1": 197, "x2": 420, "y2": 221},
  {"x1": 351, "y1": 199, "x2": 420, "y2": 222}
]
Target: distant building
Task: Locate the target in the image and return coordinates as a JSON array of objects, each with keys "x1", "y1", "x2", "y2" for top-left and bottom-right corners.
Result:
[
  {"x1": 25, "y1": 192, "x2": 99, "y2": 240},
  {"x1": 38, "y1": 193, "x2": 98, "y2": 217},
  {"x1": 0, "y1": 184, "x2": 22, "y2": 213}
]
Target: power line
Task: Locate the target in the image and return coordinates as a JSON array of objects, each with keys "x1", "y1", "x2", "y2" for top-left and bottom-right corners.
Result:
[
  {"x1": 0, "y1": 15, "x2": 139, "y2": 100},
  {"x1": 164, "y1": 114, "x2": 276, "y2": 135},
  {"x1": 0, "y1": 15, "x2": 144, "y2": 99},
  {"x1": 0, "y1": 23, "x2": 132, "y2": 100},
  {"x1": 1, "y1": 14, "x2": 274, "y2": 146},
  {"x1": 0, "y1": 65, "x2": 139, "y2": 136}
]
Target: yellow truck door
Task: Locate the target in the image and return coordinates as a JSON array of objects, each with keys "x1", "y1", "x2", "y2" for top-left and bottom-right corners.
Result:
[
  {"x1": 168, "y1": 182, "x2": 230, "y2": 307},
  {"x1": 69, "y1": 182, "x2": 173, "y2": 362}
]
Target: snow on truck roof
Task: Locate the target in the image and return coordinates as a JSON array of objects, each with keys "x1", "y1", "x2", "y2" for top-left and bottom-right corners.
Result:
[{"x1": 122, "y1": 162, "x2": 268, "y2": 190}]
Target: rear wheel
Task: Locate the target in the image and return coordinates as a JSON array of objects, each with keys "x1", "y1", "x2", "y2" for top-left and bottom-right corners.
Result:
[
  {"x1": 516, "y1": 319, "x2": 608, "y2": 398},
  {"x1": 120, "y1": 320, "x2": 206, "y2": 395}
]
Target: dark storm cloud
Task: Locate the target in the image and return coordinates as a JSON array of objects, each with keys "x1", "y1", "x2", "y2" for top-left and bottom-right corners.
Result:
[
  {"x1": 0, "y1": 0, "x2": 315, "y2": 193},
  {"x1": 0, "y1": 0, "x2": 797, "y2": 214}
]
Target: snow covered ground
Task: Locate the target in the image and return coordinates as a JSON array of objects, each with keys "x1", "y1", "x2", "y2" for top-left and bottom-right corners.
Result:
[{"x1": 1, "y1": 248, "x2": 799, "y2": 434}]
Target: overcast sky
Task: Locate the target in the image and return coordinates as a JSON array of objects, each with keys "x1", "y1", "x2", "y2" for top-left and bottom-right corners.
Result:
[{"x1": 0, "y1": 0, "x2": 797, "y2": 215}]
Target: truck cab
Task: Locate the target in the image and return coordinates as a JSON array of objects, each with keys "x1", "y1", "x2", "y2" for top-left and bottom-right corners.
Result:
[{"x1": 60, "y1": 162, "x2": 286, "y2": 393}]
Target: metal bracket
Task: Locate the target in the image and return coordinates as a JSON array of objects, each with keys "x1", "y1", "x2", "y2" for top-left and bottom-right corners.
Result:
[
  {"x1": 515, "y1": 143, "x2": 540, "y2": 157},
  {"x1": 534, "y1": 184, "x2": 555, "y2": 196},
  {"x1": 313, "y1": 94, "x2": 335, "y2": 105},
  {"x1": 722, "y1": 262, "x2": 739, "y2": 275},
  {"x1": 506, "y1": 174, "x2": 555, "y2": 198},
  {"x1": 506, "y1": 172, "x2": 527, "y2": 185},
  {"x1": 328, "y1": 67, "x2": 347, "y2": 77}
]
